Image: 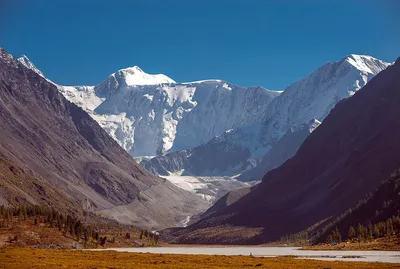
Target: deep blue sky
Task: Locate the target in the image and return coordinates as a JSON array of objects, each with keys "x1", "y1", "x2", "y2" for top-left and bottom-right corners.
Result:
[{"x1": 1, "y1": 1, "x2": 399, "y2": 89}]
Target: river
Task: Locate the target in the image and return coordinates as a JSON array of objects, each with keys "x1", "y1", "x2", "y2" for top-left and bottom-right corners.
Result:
[{"x1": 97, "y1": 246, "x2": 400, "y2": 263}]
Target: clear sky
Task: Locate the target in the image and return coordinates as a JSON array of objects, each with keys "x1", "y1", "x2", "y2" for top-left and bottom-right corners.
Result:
[{"x1": 1, "y1": 0, "x2": 399, "y2": 90}]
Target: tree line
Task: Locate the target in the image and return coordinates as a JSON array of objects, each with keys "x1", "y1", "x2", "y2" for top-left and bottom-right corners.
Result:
[
  {"x1": 326, "y1": 215, "x2": 400, "y2": 244},
  {"x1": 279, "y1": 230, "x2": 309, "y2": 244},
  {"x1": 0, "y1": 205, "x2": 160, "y2": 247}
]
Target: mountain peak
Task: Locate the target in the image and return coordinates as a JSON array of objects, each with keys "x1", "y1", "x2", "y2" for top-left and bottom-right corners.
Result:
[
  {"x1": 0, "y1": 48, "x2": 15, "y2": 64},
  {"x1": 340, "y1": 54, "x2": 389, "y2": 75},
  {"x1": 120, "y1": 65, "x2": 144, "y2": 73},
  {"x1": 344, "y1": 53, "x2": 373, "y2": 60},
  {"x1": 112, "y1": 65, "x2": 176, "y2": 86},
  {"x1": 17, "y1": 55, "x2": 45, "y2": 78},
  {"x1": 17, "y1": 55, "x2": 34, "y2": 66},
  {"x1": 19, "y1": 54, "x2": 30, "y2": 61}
]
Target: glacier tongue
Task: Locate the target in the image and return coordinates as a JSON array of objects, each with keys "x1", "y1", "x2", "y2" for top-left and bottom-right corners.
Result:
[{"x1": 161, "y1": 175, "x2": 251, "y2": 204}]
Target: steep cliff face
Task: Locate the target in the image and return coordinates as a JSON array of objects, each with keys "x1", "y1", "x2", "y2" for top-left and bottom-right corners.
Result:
[
  {"x1": 0, "y1": 48, "x2": 208, "y2": 229},
  {"x1": 170, "y1": 57, "x2": 400, "y2": 244}
]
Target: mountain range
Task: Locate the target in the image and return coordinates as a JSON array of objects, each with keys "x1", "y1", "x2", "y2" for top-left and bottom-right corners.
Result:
[
  {"x1": 17, "y1": 53, "x2": 391, "y2": 206},
  {"x1": 19, "y1": 56, "x2": 281, "y2": 158}
]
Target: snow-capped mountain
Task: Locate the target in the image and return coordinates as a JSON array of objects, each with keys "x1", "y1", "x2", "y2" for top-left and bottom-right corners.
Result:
[
  {"x1": 260, "y1": 54, "x2": 389, "y2": 140},
  {"x1": 93, "y1": 81, "x2": 279, "y2": 156},
  {"x1": 142, "y1": 55, "x2": 390, "y2": 178},
  {"x1": 94, "y1": 66, "x2": 175, "y2": 97},
  {"x1": 19, "y1": 54, "x2": 390, "y2": 183},
  {"x1": 18, "y1": 55, "x2": 280, "y2": 157}
]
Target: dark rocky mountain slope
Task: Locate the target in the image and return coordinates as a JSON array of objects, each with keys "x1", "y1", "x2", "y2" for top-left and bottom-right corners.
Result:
[
  {"x1": 0, "y1": 48, "x2": 208, "y2": 229},
  {"x1": 315, "y1": 168, "x2": 400, "y2": 243}
]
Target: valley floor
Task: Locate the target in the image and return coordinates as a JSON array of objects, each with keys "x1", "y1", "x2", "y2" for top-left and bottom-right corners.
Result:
[{"x1": 1, "y1": 248, "x2": 399, "y2": 269}]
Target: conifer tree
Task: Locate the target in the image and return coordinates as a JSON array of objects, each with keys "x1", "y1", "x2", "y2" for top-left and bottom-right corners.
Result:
[
  {"x1": 367, "y1": 222, "x2": 373, "y2": 241},
  {"x1": 348, "y1": 226, "x2": 356, "y2": 241},
  {"x1": 327, "y1": 234, "x2": 333, "y2": 244}
]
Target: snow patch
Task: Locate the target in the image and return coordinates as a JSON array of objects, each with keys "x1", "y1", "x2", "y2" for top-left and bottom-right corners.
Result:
[{"x1": 222, "y1": 83, "x2": 232, "y2": 90}]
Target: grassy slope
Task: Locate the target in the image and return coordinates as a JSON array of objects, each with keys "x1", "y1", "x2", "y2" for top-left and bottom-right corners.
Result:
[{"x1": 1, "y1": 248, "x2": 399, "y2": 269}]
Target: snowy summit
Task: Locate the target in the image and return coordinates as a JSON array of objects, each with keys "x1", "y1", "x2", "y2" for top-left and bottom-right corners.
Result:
[{"x1": 110, "y1": 66, "x2": 175, "y2": 86}]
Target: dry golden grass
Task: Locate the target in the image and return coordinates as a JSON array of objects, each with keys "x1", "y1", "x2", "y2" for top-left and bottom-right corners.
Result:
[
  {"x1": 303, "y1": 238, "x2": 400, "y2": 251},
  {"x1": 0, "y1": 248, "x2": 399, "y2": 269}
]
